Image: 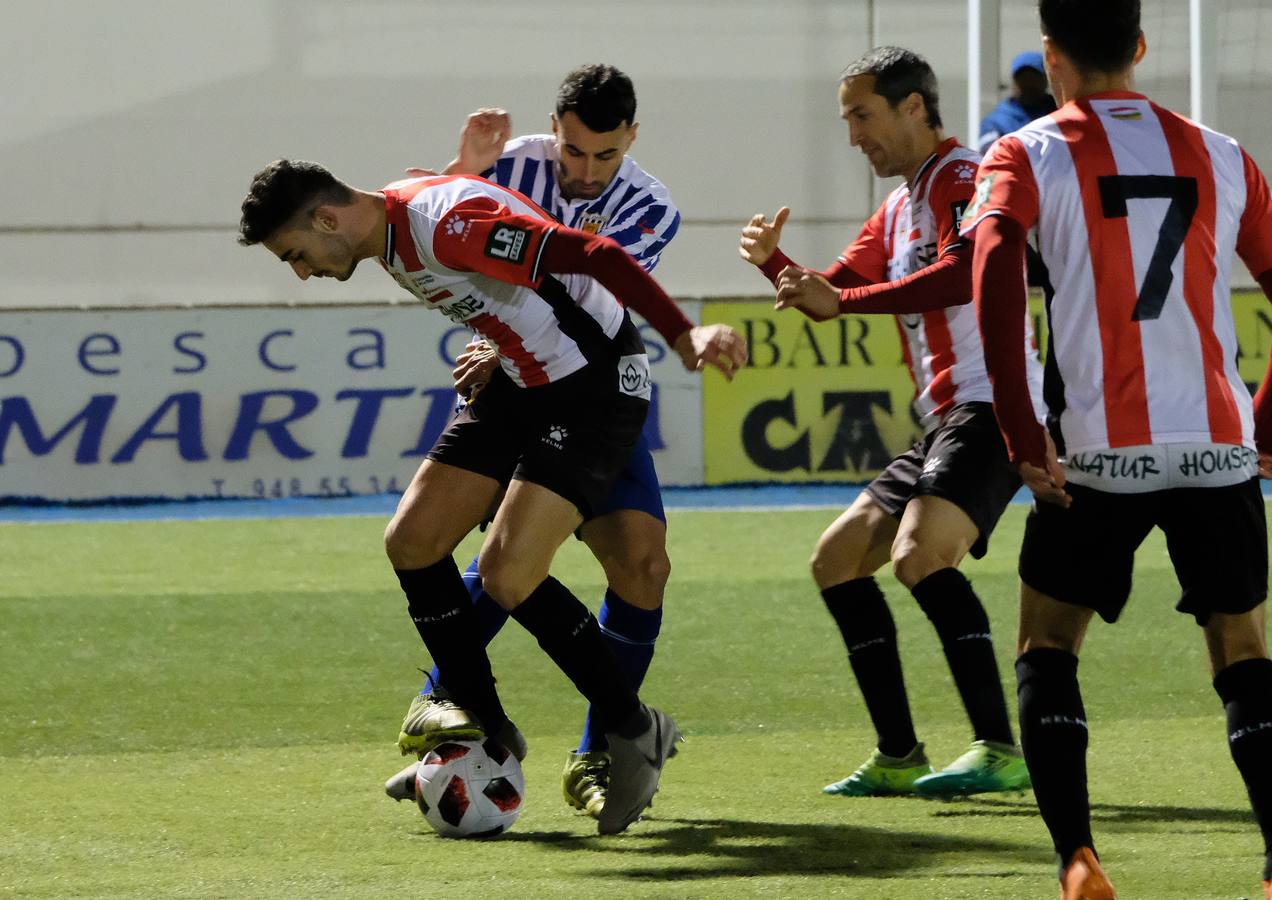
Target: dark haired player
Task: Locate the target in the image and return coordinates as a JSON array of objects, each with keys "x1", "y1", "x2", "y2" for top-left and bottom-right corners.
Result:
[
  {"x1": 968, "y1": 1, "x2": 1272, "y2": 895},
  {"x1": 392, "y1": 64, "x2": 685, "y2": 819},
  {"x1": 741, "y1": 46, "x2": 1041, "y2": 801},
  {"x1": 237, "y1": 159, "x2": 746, "y2": 834}
]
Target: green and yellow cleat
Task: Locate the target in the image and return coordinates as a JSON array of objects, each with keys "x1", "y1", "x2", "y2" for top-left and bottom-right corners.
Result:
[
  {"x1": 562, "y1": 750, "x2": 610, "y2": 819},
  {"x1": 822, "y1": 743, "x2": 933, "y2": 797},
  {"x1": 913, "y1": 739, "x2": 1031, "y2": 798},
  {"x1": 396, "y1": 690, "x2": 486, "y2": 758}
]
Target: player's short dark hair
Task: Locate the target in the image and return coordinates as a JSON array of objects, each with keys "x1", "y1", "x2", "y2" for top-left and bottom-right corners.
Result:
[
  {"x1": 841, "y1": 46, "x2": 942, "y2": 129},
  {"x1": 238, "y1": 159, "x2": 355, "y2": 246},
  {"x1": 1039, "y1": 0, "x2": 1141, "y2": 73},
  {"x1": 555, "y1": 64, "x2": 637, "y2": 132}
]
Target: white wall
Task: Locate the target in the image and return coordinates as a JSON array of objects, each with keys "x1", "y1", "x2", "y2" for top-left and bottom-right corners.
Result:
[{"x1": 3, "y1": 0, "x2": 1269, "y2": 309}]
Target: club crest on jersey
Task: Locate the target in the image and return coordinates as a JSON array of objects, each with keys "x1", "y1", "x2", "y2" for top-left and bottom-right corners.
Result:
[
  {"x1": 485, "y1": 225, "x2": 530, "y2": 263},
  {"x1": 577, "y1": 212, "x2": 608, "y2": 234},
  {"x1": 962, "y1": 172, "x2": 997, "y2": 224}
]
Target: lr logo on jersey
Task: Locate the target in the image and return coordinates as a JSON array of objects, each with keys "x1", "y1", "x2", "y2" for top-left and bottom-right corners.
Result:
[
  {"x1": 485, "y1": 225, "x2": 530, "y2": 264},
  {"x1": 963, "y1": 172, "x2": 997, "y2": 224}
]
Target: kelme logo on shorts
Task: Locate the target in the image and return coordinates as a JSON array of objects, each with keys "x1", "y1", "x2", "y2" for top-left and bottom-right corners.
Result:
[
  {"x1": 485, "y1": 225, "x2": 529, "y2": 263},
  {"x1": 542, "y1": 424, "x2": 567, "y2": 451}
]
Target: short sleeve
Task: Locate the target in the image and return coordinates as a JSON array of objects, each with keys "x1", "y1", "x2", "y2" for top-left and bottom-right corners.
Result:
[
  {"x1": 959, "y1": 136, "x2": 1040, "y2": 237},
  {"x1": 430, "y1": 196, "x2": 555, "y2": 286},
  {"x1": 1237, "y1": 147, "x2": 1272, "y2": 279}
]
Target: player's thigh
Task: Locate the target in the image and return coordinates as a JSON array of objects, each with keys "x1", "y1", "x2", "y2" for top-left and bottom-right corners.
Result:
[
  {"x1": 890, "y1": 494, "x2": 979, "y2": 587},
  {"x1": 385, "y1": 459, "x2": 502, "y2": 567},
  {"x1": 480, "y1": 478, "x2": 585, "y2": 608},
  {"x1": 1156, "y1": 478, "x2": 1268, "y2": 626},
  {"x1": 579, "y1": 508, "x2": 669, "y2": 610},
  {"x1": 1018, "y1": 483, "x2": 1155, "y2": 626},
  {"x1": 810, "y1": 490, "x2": 899, "y2": 589},
  {"x1": 1018, "y1": 580, "x2": 1097, "y2": 655}
]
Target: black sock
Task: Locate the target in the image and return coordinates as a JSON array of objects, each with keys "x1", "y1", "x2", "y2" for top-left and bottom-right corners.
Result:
[
  {"x1": 1214, "y1": 657, "x2": 1272, "y2": 881},
  {"x1": 822, "y1": 577, "x2": 918, "y2": 759},
  {"x1": 396, "y1": 559, "x2": 507, "y2": 733},
  {"x1": 912, "y1": 568, "x2": 1014, "y2": 746},
  {"x1": 1016, "y1": 647, "x2": 1093, "y2": 867},
  {"x1": 509, "y1": 577, "x2": 645, "y2": 736}
]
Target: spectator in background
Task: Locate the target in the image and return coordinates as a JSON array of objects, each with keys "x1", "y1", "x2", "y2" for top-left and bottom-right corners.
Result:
[{"x1": 976, "y1": 51, "x2": 1058, "y2": 153}]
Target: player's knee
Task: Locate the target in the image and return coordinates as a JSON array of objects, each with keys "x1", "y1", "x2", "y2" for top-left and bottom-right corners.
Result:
[
  {"x1": 890, "y1": 544, "x2": 946, "y2": 590},
  {"x1": 476, "y1": 551, "x2": 535, "y2": 608},
  {"x1": 383, "y1": 515, "x2": 447, "y2": 570},
  {"x1": 810, "y1": 537, "x2": 866, "y2": 588}
]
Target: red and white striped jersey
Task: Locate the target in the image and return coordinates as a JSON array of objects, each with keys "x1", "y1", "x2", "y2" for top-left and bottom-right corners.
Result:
[
  {"x1": 963, "y1": 92, "x2": 1272, "y2": 454},
  {"x1": 842, "y1": 138, "x2": 1044, "y2": 430},
  {"x1": 378, "y1": 175, "x2": 630, "y2": 388}
]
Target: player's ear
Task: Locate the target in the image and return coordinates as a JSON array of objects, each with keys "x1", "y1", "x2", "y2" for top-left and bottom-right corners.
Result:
[
  {"x1": 550, "y1": 113, "x2": 560, "y2": 139},
  {"x1": 625, "y1": 121, "x2": 639, "y2": 149},
  {"x1": 1132, "y1": 31, "x2": 1147, "y2": 66},
  {"x1": 311, "y1": 204, "x2": 340, "y2": 234}
]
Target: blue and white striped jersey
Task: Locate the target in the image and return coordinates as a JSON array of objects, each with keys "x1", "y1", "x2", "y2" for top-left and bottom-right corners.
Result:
[{"x1": 481, "y1": 134, "x2": 681, "y2": 271}]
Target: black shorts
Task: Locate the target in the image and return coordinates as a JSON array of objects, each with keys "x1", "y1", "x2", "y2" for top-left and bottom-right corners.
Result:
[
  {"x1": 864, "y1": 401, "x2": 1021, "y2": 559},
  {"x1": 1018, "y1": 478, "x2": 1268, "y2": 625},
  {"x1": 427, "y1": 361, "x2": 648, "y2": 521}
]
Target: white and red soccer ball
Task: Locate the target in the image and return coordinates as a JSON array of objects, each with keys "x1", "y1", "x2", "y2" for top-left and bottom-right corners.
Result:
[{"x1": 414, "y1": 739, "x2": 525, "y2": 837}]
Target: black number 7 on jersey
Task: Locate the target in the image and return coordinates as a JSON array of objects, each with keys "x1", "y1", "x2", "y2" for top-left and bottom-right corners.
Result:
[{"x1": 1098, "y1": 174, "x2": 1198, "y2": 322}]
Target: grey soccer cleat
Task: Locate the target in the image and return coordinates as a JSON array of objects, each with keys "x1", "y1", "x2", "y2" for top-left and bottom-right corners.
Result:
[
  {"x1": 385, "y1": 760, "x2": 420, "y2": 802},
  {"x1": 598, "y1": 705, "x2": 683, "y2": 835}
]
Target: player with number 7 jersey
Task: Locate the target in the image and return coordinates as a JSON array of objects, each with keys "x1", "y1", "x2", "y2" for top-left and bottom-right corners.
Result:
[
  {"x1": 964, "y1": 92, "x2": 1272, "y2": 480},
  {"x1": 965, "y1": 3, "x2": 1272, "y2": 894}
]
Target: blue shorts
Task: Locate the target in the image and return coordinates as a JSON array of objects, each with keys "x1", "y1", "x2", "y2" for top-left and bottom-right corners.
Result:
[{"x1": 591, "y1": 432, "x2": 666, "y2": 523}]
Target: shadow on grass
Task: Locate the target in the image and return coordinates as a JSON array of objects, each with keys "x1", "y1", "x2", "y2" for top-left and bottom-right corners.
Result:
[
  {"x1": 929, "y1": 797, "x2": 1253, "y2": 828},
  {"x1": 496, "y1": 815, "x2": 1043, "y2": 881}
]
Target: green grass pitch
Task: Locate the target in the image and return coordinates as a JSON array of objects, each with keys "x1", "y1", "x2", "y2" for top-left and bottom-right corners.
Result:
[{"x1": 2, "y1": 506, "x2": 1267, "y2": 898}]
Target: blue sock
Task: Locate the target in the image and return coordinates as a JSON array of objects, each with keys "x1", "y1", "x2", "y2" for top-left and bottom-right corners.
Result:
[
  {"x1": 577, "y1": 590, "x2": 662, "y2": 753},
  {"x1": 423, "y1": 556, "x2": 510, "y2": 695}
]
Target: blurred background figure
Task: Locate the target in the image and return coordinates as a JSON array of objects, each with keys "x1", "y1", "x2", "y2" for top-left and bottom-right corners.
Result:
[{"x1": 976, "y1": 50, "x2": 1058, "y2": 153}]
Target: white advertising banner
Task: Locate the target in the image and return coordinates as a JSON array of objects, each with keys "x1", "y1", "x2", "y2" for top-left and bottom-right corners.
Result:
[{"x1": 0, "y1": 303, "x2": 704, "y2": 502}]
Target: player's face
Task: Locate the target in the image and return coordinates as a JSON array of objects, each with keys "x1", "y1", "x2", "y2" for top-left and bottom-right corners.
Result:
[
  {"x1": 551, "y1": 111, "x2": 637, "y2": 201},
  {"x1": 263, "y1": 222, "x2": 358, "y2": 282},
  {"x1": 839, "y1": 75, "x2": 918, "y2": 179}
]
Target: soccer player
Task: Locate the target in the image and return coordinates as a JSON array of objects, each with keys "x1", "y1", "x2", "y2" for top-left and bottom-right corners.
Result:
[
  {"x1": 739, "y1": 46, "x2": 1041, "y2": 800},
  {"x1": 237, "y1": 159, "x2": 746, "y2": 834},
  {"x1": 967, "y1": 1, "x2": 1272, "y2": 896},
  {"x1": 393, "y1": 65, "x2": 683, "y2": 820}
]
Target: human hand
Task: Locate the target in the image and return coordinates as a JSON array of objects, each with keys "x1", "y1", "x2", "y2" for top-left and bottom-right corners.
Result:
[
  {"x1": 774, "y1": 264, "x2": 839, "y2": 322},
  {"x1": 1020, "y1": 430, "x2": 1071, "y2": 507},
  {"x1": 448, "y1": 107, "x2": 511, "y2": 174},
  {"x1": 738, "y1": 207, "x2": 791, "y2": 266},
  {"x1": 672, "y1": 324, "x2": 748, "y2": 380},
  {"x1": 453, "y1": 339, "x2": 498, "y2": 397}
]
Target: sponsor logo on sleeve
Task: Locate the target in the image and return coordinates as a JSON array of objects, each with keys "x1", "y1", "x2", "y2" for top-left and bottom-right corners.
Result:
[
  {"x1": 962, "y1": 172, "x2": 997, "y2": 224},
  {"x1": 484, "y1": 225, "x2": 530, "y2": 263},
  {"x1": 617, "y1": 353, "x2": 653, "y2": 401}
]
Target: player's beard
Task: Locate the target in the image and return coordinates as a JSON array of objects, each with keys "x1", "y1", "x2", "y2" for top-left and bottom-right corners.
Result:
[{"x1": 556, "y1": 161, "x2": 604, "y2": 201}]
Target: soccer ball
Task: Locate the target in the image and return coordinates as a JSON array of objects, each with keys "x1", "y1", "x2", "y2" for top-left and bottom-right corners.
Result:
[{"x1": 414, "y1": 739, "x2": 525, "y2": 837}]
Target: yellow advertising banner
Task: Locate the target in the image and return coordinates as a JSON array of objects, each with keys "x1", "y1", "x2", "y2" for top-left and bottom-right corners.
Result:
[{"x1": 704, "y1": 291, "x2": 1272, "y2": 485}]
